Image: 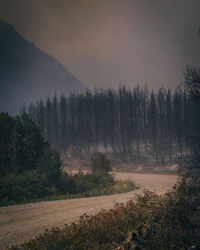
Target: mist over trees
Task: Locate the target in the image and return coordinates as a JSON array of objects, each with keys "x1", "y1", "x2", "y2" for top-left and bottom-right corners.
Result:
[{"x1": 25, "y1": 85, "x2": 193, "y2": 163}]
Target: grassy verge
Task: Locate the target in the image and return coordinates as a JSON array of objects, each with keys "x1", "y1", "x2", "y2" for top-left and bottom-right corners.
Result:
[{"x1": 0, "y1": 174, "x2": 136, "y2": 207}]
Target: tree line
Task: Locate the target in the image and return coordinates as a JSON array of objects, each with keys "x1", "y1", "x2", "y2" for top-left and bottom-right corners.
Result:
[{"x1": 24, "y1": 85, "x2": 193, "y2": 162}]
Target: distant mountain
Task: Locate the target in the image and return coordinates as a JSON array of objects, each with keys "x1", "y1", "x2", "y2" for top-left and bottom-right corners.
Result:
[{"x1": 0, "y1": 20, "x2": 87, "y2": 113}]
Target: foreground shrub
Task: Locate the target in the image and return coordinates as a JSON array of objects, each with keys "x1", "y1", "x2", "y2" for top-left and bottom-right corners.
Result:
[{"x1": 173, "y1": 176, "x2": 200, "y2": 248}]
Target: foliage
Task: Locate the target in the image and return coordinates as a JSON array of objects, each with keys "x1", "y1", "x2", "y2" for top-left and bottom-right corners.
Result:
[
  {"x1": 36, "y1": 147, "x2": 62, "y2": 184},
  {"x1": 183, "y1": 66, "x2": 200, "y2": 156},
  {"x1": 173, "y1": 179, "x2": 200, "y2": 248},
  {"x1": 0, "y1": 172, "x2": 136, "y2": 207},
  {"x1": 176, "y1": 66, "x2": 200, "y2": 247},
  {"x1": 73, "y1": 171, "x2": 113, "y2": 192},
  {"x1": 0, "y1": 112, "x2": 46, "y2": 176},
  {"x1": 90, "y1": 152, "x2": 111, "y2": 173},
  {"x1": 0, "y1": 171, "x2": 59, "y2": 201},
  {"x1": 61, "y1": 172, "x2": 136, "y2": 198}
]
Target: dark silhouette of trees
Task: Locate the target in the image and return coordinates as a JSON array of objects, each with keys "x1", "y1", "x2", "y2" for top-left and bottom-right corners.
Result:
[
  {"x1": 27, "y1": 86, "x2": 193, "y2": 163},
  {"x1": 0, "y1": 112, "x2": 16, "y2": 175},
  {"x1": 181, "y1": 67, "x2": 200, "y2": 175},
  {"x1": 0, "y1": 113, "x2": 46, "y2": 176}
]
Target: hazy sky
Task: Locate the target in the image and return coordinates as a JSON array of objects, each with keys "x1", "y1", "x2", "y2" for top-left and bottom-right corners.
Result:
[{"x1": 0, "y1": 0, "x2": 200, "y2": 89}]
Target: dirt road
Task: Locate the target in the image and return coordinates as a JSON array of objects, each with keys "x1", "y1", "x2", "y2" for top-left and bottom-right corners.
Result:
[{"x1": 0, "y1": 173, "x2": 178, "y2": 249}]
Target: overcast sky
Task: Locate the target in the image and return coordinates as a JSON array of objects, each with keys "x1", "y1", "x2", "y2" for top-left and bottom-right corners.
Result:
[{"x1": 0, "y1": 0, "x2": 200, "y2": 89}]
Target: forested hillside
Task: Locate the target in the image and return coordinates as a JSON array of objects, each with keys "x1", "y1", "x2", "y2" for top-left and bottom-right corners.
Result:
[{"x1": 26, "y1": 84, "x2": 193, "y2": 162}]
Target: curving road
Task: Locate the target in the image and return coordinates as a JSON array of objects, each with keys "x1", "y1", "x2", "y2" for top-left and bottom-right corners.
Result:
[{"x1": 0, "y1": 173, "x2": 178, "y2": 249}]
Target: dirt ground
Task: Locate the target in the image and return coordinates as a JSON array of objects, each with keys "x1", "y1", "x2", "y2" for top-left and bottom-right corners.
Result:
[{"x1": 0, "y1": 172, "x2": 178, "y2": 249}]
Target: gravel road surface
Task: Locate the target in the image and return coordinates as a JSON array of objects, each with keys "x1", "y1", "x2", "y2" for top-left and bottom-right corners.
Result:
[{"x1": 0, "y1": 172, "x2": 178, "y2": 249}]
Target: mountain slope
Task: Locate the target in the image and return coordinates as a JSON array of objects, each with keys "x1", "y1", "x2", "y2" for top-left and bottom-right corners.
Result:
[{"x1": 0, "y1": 20, "x2": 86, "y2": 113}]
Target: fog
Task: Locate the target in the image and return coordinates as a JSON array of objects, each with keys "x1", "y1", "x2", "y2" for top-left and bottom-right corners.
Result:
[{"x1": 0, "y1": 0, "x2": 200, "y2": 90}]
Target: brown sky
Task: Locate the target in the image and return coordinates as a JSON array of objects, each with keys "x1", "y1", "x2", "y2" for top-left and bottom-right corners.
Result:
[{"x1": 0, "y1": 0, "x2": 200, "y2": 89}]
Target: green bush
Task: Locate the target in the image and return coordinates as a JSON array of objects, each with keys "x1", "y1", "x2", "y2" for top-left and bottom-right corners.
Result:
[
  {"x1": 0, "y1": 171, "x2": 59, "y2": 201},
  {"x1": 0, "y1": 168, "x2": 135, "y2": 205},
  {"x1": 36, "y1": 147, "x2": 62, "y2": 184},
  {"x1": 72, "y1": 171, "x2": 115, "y2": 194},
  {"x1": 91, "y1": 152, "x2": 111, "y2": 173}
]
